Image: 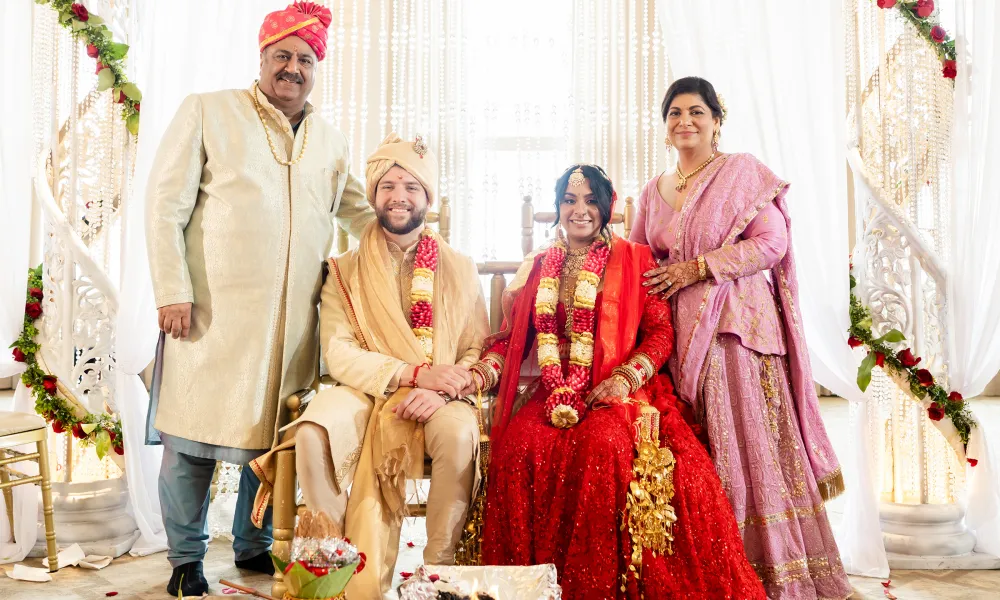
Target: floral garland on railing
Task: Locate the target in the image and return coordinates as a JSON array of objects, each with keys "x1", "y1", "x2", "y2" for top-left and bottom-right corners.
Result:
[
  {"x1": 875, "y1": 0, "x2": 957, "y2": 79},
  {"x1": 9, "y1": 266, "x2": 123, "y2": 459},
  {"x1": 38, "y1": 0, "x2": 142, "y2": 134},
  {"x1": 848, "y1": 266, "x2": 976, "y2": 465}
]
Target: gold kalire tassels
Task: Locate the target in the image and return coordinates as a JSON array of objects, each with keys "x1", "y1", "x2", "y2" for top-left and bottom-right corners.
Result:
[
  {"x1": 622, "y1": 404, "x2": 677, "y2": 591},
  {"x1": 455, "y1": 388, "x2": 491, "y2": 566}
]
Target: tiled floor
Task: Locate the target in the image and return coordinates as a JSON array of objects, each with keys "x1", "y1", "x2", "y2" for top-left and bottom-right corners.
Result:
[{"x1": 0, "y1": 390, "x2": 998, "y2": 599}]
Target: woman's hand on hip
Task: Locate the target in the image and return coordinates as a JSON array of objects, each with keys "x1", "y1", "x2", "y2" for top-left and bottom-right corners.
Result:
[{"x1": 643, "y1": 260, "x2": 701, "y2": 299}]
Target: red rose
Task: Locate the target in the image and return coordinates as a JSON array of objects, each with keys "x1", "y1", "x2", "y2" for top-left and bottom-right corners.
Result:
[
  {"x1": 927, "y1": 402, "x2": 945, "y2": 421},
  {"x1": 897, "y1": 348, "x2": 921, "y2": 367},
  {"x1": 429, "y1": 574, "x2": 440, "y2": 583},
  {"x1": 42, "y1": 375, "x2": 58, "y2": 395},
  {"x1": 114, "y1": 90, "x2": 126, "y2": 104},
  {"x1": 848, "y1": 336, "x2": 863, "y2": 348},
  {"x1": 943, "y1": 60, "x2": 957, "y2": 79},
  {"x1": 875, "y1": 352, "x2": 885, "y2": 368},
  {"x1": 114, "y1": 444, "x2": 124, "y2": 455},
  {"x1": 877, "y1": 0, "x2": 896, "y2": 8},
  {"x1": 72, "y1": 423, "x2": 86, "y2": 439},
  {"x1": 86, "y1": 44, "x2": 99, "y2": 58},
  {"x1": 930, "y1": 26, "x2": 946, "y2": 43},
  {"x1": 914, "y1": 0, "x2": 934, "y2": 18},
  {"x1": 948, "y1": 391, "x2": 963, "y2": 403},
  {"x1": 51, "y1": 421, "x2": 65, "y2": 434},
  {"x1": 134, "y1": 103, "x2": 140, "y2": 113},
  {"x1": 12, "y1": 348, "x2": 26, "y2": 363},
  {"x1": 71, "y1": 3, "x2": 90, "y2": 22},
  {"x1": 29, "y1": 287, "x2": 43, "y2": 300},
  {"x1": 916, "y1": 369, "x2": 934, "y2": 387},
  {"x1": 108, "y1": 429, "x2": 117, "y2": 441},
  {"x1": 968, "y1": 458, "x2": 979, "y2": 467},
  {"x1": 95, "y1": 61, "x2": 105, "y2": 75},
  {"x1": 25, "y1": 302, "x2": 42, "y2": 319}
]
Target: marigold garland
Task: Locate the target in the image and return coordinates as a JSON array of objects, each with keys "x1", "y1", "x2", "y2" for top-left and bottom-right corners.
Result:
[
  {"x1": 848, "y1": 266, "x2": 975, "y2": 457},
  {"x1": 38, "y1": 0, "x2": 142, "y2": 134},
  {"x1": 535, "y1": 238, "x2": 611, "y2": 428},
  {"x1": 9, "y1": 266, "x2": 123, "y2": 458},
  {"x1": 411, "y1": 230, "x2": 439, "y2": 364}
]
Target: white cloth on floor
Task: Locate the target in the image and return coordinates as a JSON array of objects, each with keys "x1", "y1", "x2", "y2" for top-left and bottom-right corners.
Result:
[
  {"x1": 41, "y1": 543, "x2": 112, "y2": 570},
  {"x1": 5, "y1": 563, "x2": 51, "y2": 582}
]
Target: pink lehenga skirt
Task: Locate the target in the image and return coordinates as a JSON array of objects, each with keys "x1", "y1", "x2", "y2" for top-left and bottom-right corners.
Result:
[{"x1": 690, "y1": 333, "x2": 853, "y2": 600}]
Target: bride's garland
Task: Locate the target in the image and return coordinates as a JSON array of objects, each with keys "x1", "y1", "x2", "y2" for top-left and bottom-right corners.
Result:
[
  {"x1": 411, "y1": 229, "x2": 439, "y2": 364},
  {"x1": 9, "y1": 266, "x2": 123, "y2": 458},
  {"x1": 535, "y1": 238, "x2": 611, "y2": 428},
  {"x1": 848, "y1": 267, "x2": 976, "y2": 463}
]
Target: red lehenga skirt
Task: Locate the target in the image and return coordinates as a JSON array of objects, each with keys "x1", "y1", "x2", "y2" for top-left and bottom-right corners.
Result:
[{"x1": 482, "y1": 375, "x2": 766, "y2": 599}]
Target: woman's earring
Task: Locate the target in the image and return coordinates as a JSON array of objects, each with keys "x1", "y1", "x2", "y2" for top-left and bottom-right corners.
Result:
[
  {"x1": 712, "y1": 129, "x2": 720, "y2": 152},
  {"x1": 664, "y1": 134, "x2": 672, "y2": 149}
]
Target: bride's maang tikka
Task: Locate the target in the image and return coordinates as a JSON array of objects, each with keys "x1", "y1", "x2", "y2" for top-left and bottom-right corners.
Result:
[{"x1": 568, "y1": 167, "x2": 586, "y2": 187}]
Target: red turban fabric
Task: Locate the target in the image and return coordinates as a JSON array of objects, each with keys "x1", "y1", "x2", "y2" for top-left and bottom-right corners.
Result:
[{"x1": 258, "y1": 2, "x2": 333, "y2": 61}]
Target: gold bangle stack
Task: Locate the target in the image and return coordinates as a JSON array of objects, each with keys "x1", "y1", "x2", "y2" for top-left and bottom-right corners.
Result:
[
  {"x1": 471, "y1": 352, "x2": 505, "y2": 392},
  {"x1": 611, "y1": 366, "x2": 643, "y2": 394},
  {"x1": 696, "y1": 255, "x2": 708, "y2": 281}
]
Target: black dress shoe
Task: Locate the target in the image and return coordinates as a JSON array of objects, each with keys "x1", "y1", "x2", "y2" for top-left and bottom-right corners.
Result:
[
  {"x1": 235, "y1": 551, "x2": 275, "y2": 576},
  {"x1": 166, "y1": 560, "x2": 209, "y2": 596}
]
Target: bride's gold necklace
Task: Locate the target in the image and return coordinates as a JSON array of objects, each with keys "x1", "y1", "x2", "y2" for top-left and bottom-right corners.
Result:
[{"x1": 675, "y1": 152, "x2": 717, "y2": 191}]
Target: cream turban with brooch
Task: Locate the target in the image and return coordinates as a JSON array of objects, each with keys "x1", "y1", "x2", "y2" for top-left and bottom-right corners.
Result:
[{"x1": 364, "y1": 133, "x2": 439, "y2": 208}]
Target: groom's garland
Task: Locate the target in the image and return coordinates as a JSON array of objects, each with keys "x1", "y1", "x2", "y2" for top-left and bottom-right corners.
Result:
[
  {"x1": 848, "y1": 266, "x2": 975, "y2": 463},
  {"x1": 9, "y1": 266, "x2": 123, "y2": 458},
  {"x1": 410, "y1": 230, "x2": 439, "y2": 364},
  {"x1": 535, "y1": 238, "x2": 612, "y2": 428}
]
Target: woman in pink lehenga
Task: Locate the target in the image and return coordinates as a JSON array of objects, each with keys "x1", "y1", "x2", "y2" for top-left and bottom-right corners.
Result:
[{"x1": 630, "y1": 76, "x2": 853, "y2": 599}]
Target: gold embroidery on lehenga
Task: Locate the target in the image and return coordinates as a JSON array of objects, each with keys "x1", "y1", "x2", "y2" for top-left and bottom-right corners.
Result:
[
  {"x1": 750, "y1": 555, "x2": 846, "y2": 587},
  {"x1": 738, "y1": 502, "x2": 828, "y2": 530}
]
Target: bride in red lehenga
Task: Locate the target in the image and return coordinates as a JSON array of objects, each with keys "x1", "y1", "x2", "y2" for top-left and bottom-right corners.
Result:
[{"x1": 467, "y1": 165, "x2": 765, "y2": 599}]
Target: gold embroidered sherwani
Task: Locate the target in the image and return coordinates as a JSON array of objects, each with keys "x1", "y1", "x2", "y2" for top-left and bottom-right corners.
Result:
[
  {"x1": 146, "y1": 84, "x2": 373, "y2": 452},
  {"x1": 251, "y1": 222, "x2": 489, "y2": 599}
]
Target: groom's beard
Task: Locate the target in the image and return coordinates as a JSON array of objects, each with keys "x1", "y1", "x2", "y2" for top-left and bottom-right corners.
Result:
[{"x1": 377, "y1": 204, "x2": 428, "y2": 235}]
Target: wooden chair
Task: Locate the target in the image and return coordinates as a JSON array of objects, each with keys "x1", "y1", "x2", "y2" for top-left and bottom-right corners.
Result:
[
  {"x1": 270, "y1": 194, "x2": 635, "y2": 596},
  {"x1": 0, "y1": 411, "x2": 59, "y2": 572}
]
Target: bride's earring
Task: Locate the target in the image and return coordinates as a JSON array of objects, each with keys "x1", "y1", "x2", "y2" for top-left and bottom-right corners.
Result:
[{"x1": 664, "y1": 134, "x2": 672, "y2": 149}]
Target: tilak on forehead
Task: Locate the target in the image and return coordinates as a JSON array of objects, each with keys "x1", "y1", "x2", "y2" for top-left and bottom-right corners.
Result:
[{"x1": 258, "y1": 1, "x2": 333, "y2": 61}]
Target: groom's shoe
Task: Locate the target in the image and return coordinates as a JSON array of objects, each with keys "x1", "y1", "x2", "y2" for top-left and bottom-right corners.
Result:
[
  {"x1": 236, "y1": 551, "x2": 275, "y2": 576},
  {"x1": 166, "y1": 560, "x2": 209, "y2": 596}
]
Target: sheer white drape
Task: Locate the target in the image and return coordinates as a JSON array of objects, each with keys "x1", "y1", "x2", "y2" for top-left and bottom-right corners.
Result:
[
  {"x1": 119, "y1": 0, "x2": 286, "y2": 555},
  {"x1": 0, "y1": 0, "x2": 34, "y2": 379},
  {"x1": 0, "y1": 0, "x2": 40, "y2": 565},
  {"x1": 654, "y1": 0, "x2": 885, "y2": 577},
  {"x1": 950, "y1": 0, "x2": 1000, "y2": 558}
]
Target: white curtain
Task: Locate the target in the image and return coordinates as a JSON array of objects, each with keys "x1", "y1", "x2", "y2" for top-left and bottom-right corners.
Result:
[
  {"x1": 950, "y1": 0, "x2": 1000, "y2": 558},
  {"x1": 655, "y1": 0, "x2": 885, "y2": 577},
  {"x1": 119, "y1": 0, "x2": 287, "y2": 555},
  {"x1": 0, "y1": 0, "x2": 40, "y2": 565},
  {"x1": 0, "y1": 0, "x2": 34, "y2": 379}
]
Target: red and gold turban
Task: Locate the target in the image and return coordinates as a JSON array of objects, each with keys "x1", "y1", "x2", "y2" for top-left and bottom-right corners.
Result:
[{"x1": 258, "y1": 2, "x2": 333, "y2": 61}]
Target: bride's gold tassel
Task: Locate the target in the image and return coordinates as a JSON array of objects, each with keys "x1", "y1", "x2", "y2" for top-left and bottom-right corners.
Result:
[{"x1": 455, "y1": 388, "x2": 491, "y2": 566}]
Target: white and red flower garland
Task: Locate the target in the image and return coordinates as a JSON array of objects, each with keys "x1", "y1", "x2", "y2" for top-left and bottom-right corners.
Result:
[
  {"x1": 535, "y1": 238, "x2": 611, "y2": 428},
  {"x1": 874, "y1": 0, "x2": 956, "y2": 80},
  {"x1": 410, "y1": 230, "x2": 439, "y2": 364},
  {"x1": 9, "y1": 265, "x2": 123, "y2": 458}
]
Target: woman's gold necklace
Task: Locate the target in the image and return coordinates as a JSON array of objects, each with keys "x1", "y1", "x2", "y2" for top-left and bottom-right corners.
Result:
[{"x1": 675, "y1": 151, "x2": 717, "y2": 191}]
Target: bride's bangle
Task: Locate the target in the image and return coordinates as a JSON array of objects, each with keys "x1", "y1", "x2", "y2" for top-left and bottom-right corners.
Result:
[{"x1": 696, "y1": 255, "x2": 708, "y2": 281}]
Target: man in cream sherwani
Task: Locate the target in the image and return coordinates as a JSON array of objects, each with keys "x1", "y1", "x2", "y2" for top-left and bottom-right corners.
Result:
[
  {"x1": 144, "y1": 2, "x2": 373, "y2": 596},
  {"x1": 251, "y1": 133, "x2": 490, "y2": 600}
]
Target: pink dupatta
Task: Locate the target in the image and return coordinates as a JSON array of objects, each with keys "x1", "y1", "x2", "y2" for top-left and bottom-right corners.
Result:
[{"x1": 669, "y1": 153, "x2": 842, "y2": 492}]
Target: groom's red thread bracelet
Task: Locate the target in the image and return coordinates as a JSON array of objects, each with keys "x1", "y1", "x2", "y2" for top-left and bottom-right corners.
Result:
[{"x1": 409, "y1": 363, "x2": 428, "y2": 388}]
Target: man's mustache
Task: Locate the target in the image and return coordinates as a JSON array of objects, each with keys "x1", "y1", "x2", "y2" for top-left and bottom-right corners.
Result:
[{"x1": 277, "y1": 71, "x2": 304, "y2": 84}]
